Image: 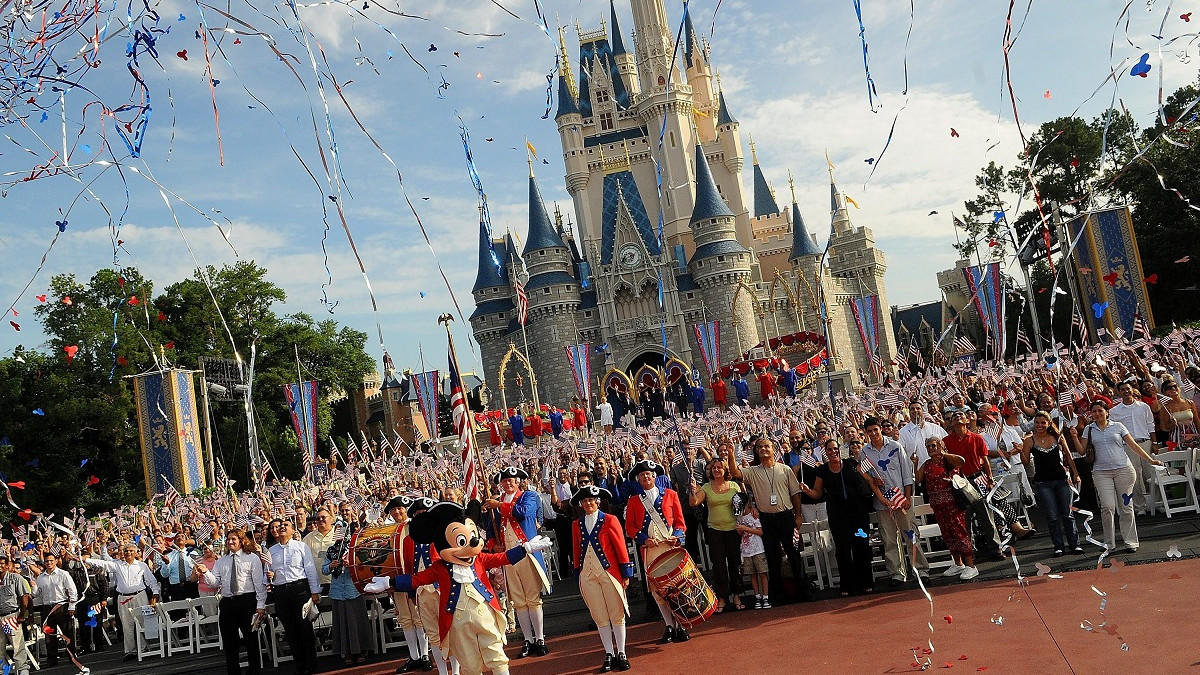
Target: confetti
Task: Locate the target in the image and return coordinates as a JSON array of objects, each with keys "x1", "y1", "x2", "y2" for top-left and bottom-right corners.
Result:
[
  {"x1": 950, "y1": 128, "x2": 960, "y2": 137},
  {"x1": 1166, "y1": 543, "x2": 1182, "y2": 558},
  {"x1": 1130, "y1": 53, "x2": 1152, "y2": 77}
]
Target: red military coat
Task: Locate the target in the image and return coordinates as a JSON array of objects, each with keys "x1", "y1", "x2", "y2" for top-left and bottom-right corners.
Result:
[
  {"x1": 395, "y1": 548, "x2": 525, "y2": 646},
  {"x1": 623, "y1": 488, "x2": 686, "y2": 547},
  {"x1": 572, "y1": 511, "x2": 635, "y2": 582}
]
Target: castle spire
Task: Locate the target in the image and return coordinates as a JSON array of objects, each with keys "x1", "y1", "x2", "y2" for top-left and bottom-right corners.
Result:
[
  {"x1": 689, "y1": 144, "x2": 734, "y2": 224},
  {"x1": 609, "y1": 0, "x2": 628, "y2": 56},
  {"x1": 788, "y1": 171, "x2": 821, "y2": 259},
  {"x1": 472, "y1": 206, "x2": 508, "y2": 292},
  {"x1": 683, "y1": 7, "x2": 700, "y2": 68},
  {"x1": 750, "y1": 135, "x2": 779, "y2": 218},
  {"x1": 524, "y1": 173, "x2": 566, "y2": 254},
  {"x1": 828, "y1": 158, "x2": 853, "y2": 234}
]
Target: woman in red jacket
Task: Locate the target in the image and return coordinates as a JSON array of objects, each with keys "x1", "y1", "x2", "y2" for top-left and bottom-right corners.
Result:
[
  {"x1": 623, "y1": 460, "x2": 688, "y2": 643},
  {"x1": 572, "y1": 485, "x2": 633, "y2": 672},
  {"x1": 710, "y1": 375, "x2": 728, "y2": 411}
]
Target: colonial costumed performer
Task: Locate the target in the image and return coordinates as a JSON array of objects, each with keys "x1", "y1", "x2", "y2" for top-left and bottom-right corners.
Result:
[
  {"x1": 365, "y1": 502, "x2": 552, "y2": 675},
  {"x1": 623, "y1": 460, "x2": 690, "y2": 643},
  {"x1": 386, "y1": 495, "x2": 432, "y2": 673},
  {"x1": 482, "y1": 467, "x2": 552, "y2": 658},
  {"x1": 571, "y1": 485, "x2": 633, "y2": 672}
]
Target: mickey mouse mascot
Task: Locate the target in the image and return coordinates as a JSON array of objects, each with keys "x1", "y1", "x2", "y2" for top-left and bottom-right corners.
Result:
[{"x1": 366, "y1": 501, "x2": 551, "y2": 675}]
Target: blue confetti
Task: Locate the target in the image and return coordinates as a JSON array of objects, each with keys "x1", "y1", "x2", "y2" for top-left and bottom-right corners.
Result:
[
  {"x1": 992, "y1": 210, "x2": 1005, "y2": 223},
  {"x1": 31, "y1": 409, "x2": 44, "y2": 416},
  {"x1": 1122, "y1": 492, "x2": 1133, "y2": 505},
  {"x1": 1092, "y1": 301, "x2": 1110, "y2": 319},
  {"x1": 39, "y1": 112, "x2": 47, "y2": 123},
  {"x1": 419, "y1": 291, "x2": 426, "y2": 298},
  {"x1": 56, "y1": 220, "x2": 67, "y2": 232},
  {"x1": 80, "y1": 459, "x2": 89, "y2": 467},
  {"x1": 854, "y1": 528, "x2": 868, "y2": 538},
  {"x1": 178, "y1": 13, "x2": 186, "y2": 21},
  {"x1": 1130, "y1": 53, "x2": 1152, "y2": 77},
  {"x1": 81, "y1": 144, "x2": 92, "y2": 154}
]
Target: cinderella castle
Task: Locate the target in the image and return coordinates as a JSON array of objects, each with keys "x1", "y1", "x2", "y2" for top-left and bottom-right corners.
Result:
[{"x1": 470, "y1": 0, "x2": 898, "y2": 408}]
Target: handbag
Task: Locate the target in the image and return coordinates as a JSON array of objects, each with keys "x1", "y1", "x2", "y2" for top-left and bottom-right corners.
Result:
[{"x1": 949, "y1": 473, "x2": 983, "y2": 509}]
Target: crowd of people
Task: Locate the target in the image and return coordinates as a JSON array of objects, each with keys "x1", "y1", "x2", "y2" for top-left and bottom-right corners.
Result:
[{"x1": 2, "y1": 327, "x2": 1198, "y2": 675}]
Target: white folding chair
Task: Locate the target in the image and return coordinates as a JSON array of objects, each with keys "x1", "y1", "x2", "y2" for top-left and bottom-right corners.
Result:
[
  {"x1": 811, "y1": 520, "x2": 836, "y2": 588},
  {"x1": 372, "y1": 595, "x2": 407, "y2": 654},
  {"x1": 134, "y1": 604, "x2": 165, "y2": 661},
  {"x1": 1147, "y1": 449, "x2": 1200, "y2": 517},
  {"x1": 311, "y1": 597, "x2": 335, "y2": 659},
  {"x1": 189, "y1": 596, "x2": 222, "y2": 651},
  {"x1": 910, "y1": 503, "x2": 953, "y2": 572},
  {"x1": 266, "y1": 610, "x2": 292, "y2": 667},
  {"x1": 797, "y1": 522, "x2": 825, "y2": 589},
  {"x1": 159, "y1": 599, "x2": 195, "y2": 656}
]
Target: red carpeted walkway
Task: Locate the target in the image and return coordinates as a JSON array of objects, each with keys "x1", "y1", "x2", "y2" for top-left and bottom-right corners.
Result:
[{"x1": 346, "y1": 556, "x2": 1196, "y2": 675}]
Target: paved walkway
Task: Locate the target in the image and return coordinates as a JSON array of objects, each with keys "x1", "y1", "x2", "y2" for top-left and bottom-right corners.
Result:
[{"x1": 63, "y1": 509, "x2": 1200, "y2": 675}]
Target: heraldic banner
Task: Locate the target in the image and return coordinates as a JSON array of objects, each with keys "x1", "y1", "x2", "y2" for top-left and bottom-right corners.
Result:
[
  {"x1": 1065, "y1": 206, "x2": 1155, "y2": 340},
  {"x1": 132, "y1": 369, "x2": 206, "y2": 501}
]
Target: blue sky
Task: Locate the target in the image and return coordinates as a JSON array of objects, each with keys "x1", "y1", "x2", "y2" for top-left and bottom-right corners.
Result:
[{"x1": 2, "y1": 0, "x2": 1195, "y2": 379}]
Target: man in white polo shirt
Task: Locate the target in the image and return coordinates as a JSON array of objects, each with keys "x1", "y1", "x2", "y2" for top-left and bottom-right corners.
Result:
[{"x1": 1110, "y1": 380, "x2": 1156, "y2": 514}]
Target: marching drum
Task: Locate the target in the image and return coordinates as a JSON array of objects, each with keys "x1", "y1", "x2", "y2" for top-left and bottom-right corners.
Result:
[
  {"x1": 646, "y1": 547, "x2": 715, "y2": 629},
  {"x1": 345, "y1": 522, "x2": 404, "y2": 592}
]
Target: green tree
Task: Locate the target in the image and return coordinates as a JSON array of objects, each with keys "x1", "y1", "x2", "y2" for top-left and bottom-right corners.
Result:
[{"x1": 0, "y1": 261, "x2": 375, "y2": 514}]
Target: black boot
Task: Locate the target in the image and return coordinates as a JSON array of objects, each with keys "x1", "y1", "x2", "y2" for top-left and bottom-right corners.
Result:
[
  {"x1": 534, "y1": 638, "x2": 549, "y2": 656},
  {"x1": 674, "y1": 626, "x2": 690, "y2": 642},
  {"x1": 660, "y1": 626, "x2": 674, "y2": 644},
  {"x1": 614, "y1": 653, "x2": 631, "y2": 671},
  {"x1": 516, "y1": 640, "x2": 534, "y2": 658},
  {"x1": 600, "y1": 654, "x2": 614, "y2": 673}
]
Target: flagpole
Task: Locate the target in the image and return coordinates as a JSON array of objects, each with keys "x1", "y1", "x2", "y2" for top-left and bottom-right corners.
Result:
[{"x1": 440, "y1": 313, "x2": 485, "y2": 502}]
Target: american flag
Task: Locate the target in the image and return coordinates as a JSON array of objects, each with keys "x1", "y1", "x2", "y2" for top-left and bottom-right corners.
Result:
[
  {"x1": 940, "y1": 387, "x2": 958, "y2": 402},
  {"x1": 1056, "y1": 389, "x2": 1075, "y2": 407},
  {"x1": 215, "y1": 464, "x2": 230, "y2": 494},
  {"x1": 0, "y1": 616, "x2": 19, "y2": 635},
  {"x1": 577, "y1": 439, "x2": 597, "y2": 456},
  {"x1": 858, "y1": 458, "x2": 878, "y2": 478},
  {"x1": 514, "y1": 277, "x2": 529, "y2": 325},
  {"x1": 910, "y1": 342, "x2": 925, "y2": 369},
  {"x1": 954, "y1": 333, "x2": 976, "y2": 354},
  {"x1": 253, "y1": 462, "x2": 270, "y2": 493},
  {"x1": 871, "y1": 350, "x2": 884, "y2": 376},
  {"x1": 1134, "y1": 313, "x2": 1151, "y2": 340},
  {"x1": 346, "y1": 435, "x2": 360, "y2": 465},
  {"x1": 688, "y1": 432, "x2": 707, "y2": 449},
  {"x1": 883, "y1": 487, "x2": 907, "y2": 510},
  {"x1": 1016, "y1": 328, "x2": 1033, "y2": 354},
  {"x1": 413, "y1": 425, "x2": 425, "y2": 445},
  {"x1": 447, "y1": 333, "x2": 481, "y2": 502},
  {"x1": 379, "y1": 435, "x2": 393, "y2": 459},
  {"x1": 163, "y1": 481, "x2": 181, "y2": 509},
  {"x1": 1072, "y1": 311, "x2": 1086, "y2": 347},
  {"x1": 195, "y1": 524, "x2": 214, "y2": 544},
  {"x1": 361, "y1": 430, "x2": 373, "y2": 461},
  {"x1": 798, "y1": 452, "x2": 821, "y2": 468},
  {"x1": 671, "y1": 448, "x2": 685, "y2": 467}
]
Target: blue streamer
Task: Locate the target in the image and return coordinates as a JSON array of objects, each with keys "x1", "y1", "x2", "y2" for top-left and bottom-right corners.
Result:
[{"x1": 852, "y1": 0, "x2": 879, "y2": 113}]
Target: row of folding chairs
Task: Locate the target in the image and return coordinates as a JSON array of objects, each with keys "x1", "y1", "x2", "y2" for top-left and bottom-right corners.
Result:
[{"x1": 131, "y1": 596, "x2": 222, "y2": 661}]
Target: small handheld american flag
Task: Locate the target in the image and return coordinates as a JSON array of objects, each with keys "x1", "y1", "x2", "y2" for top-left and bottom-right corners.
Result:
[{"x1": 883, "y1": 487, "x2": 907, "y2": 510}]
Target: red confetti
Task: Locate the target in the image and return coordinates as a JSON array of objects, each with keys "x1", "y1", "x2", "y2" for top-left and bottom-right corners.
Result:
[
  {"x1": 977, "y1": 668, "x2": 988, "y2": 672},
  {"x1": 950, "y1": 128, "x2": 960, "y2": 138},
  {"x1": 1044, "y1": 90, "x2": 1052, "y2": 99},
  {"x1": 157, "y1": 312, "x2": 166, "y2": 322},
  {"x1": 64, "y1": 345, "x2": 78, "y2": 364},
  {"x1": 8, "y1": 321, "x2": 18, "y2": 331},
  {"x1": 177, "y1": 49, "x2": 188, "y2": 60},
  {"x1": 1103, "y1": 272, "x2": 1119, "y2": 286},
  {"x1": 944, "y1": 663, "x2": 953, "y2": 669},
  {"x1": 124, "y1": 122, "x2": 132, "y2": 133},
  {"x1": 987, "y1": 238, "x2": 999, "y2": 247},
  {"x1": 944, "y1": 615, "x2": 953, "y2": 624},
  {"x1": 10, "y1": 309, "x2": 16, "y2": 317},
  {"x1": 1070, "y1": 157, "x2": 1079, "y2": 168},
  {"x1": 17, "y1": 509, "x2": 30, "y2": 521},
  {"x1": 35, "y1": 295, "x2": 46, "y2": 302},
  {"x1": 164, "y1": 341, "x2": 175, "y2": 349},
  {"x1": 234, "y1": 38, "x2": 241, "y2": 44},
  {"x1": 1167, "y1": 440, "x2": 1179, "y2": 450},
  {"x1": 117, "y1": 277, "x2": 125, "y2": 286},
  {"x1": 117, "y1": 357, "x2": 128, "y2": 366},
  {"x1": 42, "y1": 626, "x2": 53, "y2": 635},
  {"x1": 1183, "y1": 12, "x2": 1193, "y2": 21},
  {"x1": 9, "y1": 482, "x2": 25, "y2": 490},
  {"x1": 1176, "y1": 255, "x2": 1191, "y2": 263},
  {"x1": 959, "y1": 656, "x2": 969, "y2": 661},
  {"x1": 62, "y1": 296, "x2": 72, "y2": 306},
  {"x1": 87, "y1": 475, "x2": 100, "y2": 486},
  {"x1": 1080, "y1": 267, "x2": 1092, "y2": 275},
  {"x1": 128, "y1": 296, "x2": 139, "y2": 306},
  {"x1": 1145, "y1": 274, "x2": 1158, "y2": 284}
]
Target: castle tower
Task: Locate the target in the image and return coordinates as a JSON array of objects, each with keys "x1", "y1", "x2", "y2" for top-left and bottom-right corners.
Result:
[
  {"x1": 468, "y1": 212, "x2": 514, "y2": 406},
  {"x1": 608, "y1": 0, "x2": 639, "y2": 99},
  {"x1": 683, "y1": 11, "x2": 717, "y2": 143},
  {"x1": 687, "y1": 145, "x2": 760, "y2": 356},
  {"x1": 825, "y1": 170, "x2": 899, "y2": 381},
  {"x1": 522, "y1": 169, "x2": 582, "y2": 405},
  {"x1": 788, "y1": 178, "x2": 824, "y2": 336}
]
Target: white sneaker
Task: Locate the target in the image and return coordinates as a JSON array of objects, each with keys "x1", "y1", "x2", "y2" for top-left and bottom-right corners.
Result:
[
  {"x1": 959, "y1": 566, "x2": 980, "y2": 580},
  {"x1": 943, "y1": 564, "x2": 964, "y2": 577}
]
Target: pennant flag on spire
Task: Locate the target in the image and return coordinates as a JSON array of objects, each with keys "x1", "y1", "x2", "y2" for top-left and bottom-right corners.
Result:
[
  {"x1": 564, "y1": 344, "x2": 592, "y2": 403},
  {"x1": 693, "y1": 321, "x2": 721, "y2": 379},
  {"x1": 411, "y1": 370, "x2": 440, "y2": 442}
]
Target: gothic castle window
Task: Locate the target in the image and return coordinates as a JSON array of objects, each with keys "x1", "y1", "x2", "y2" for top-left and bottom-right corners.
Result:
[{"x1": 600, "y1": 111, "x2": 614, "y2": 131}]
